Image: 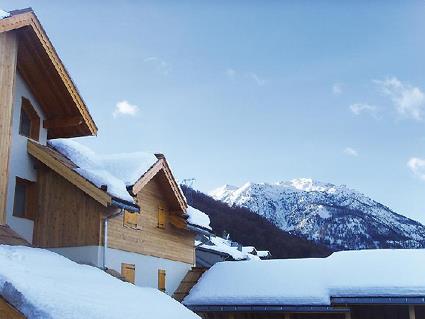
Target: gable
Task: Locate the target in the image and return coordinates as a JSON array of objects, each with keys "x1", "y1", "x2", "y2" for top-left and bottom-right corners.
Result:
[
  {"x1": 0, "y1": 8, "x2": 97, "y2": 138},
  {"x1": 132, "y1": 157, "x2": 187, "y2": 213}
]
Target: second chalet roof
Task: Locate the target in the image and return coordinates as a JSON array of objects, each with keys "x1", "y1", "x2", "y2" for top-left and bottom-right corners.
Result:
[
  {"x1": 49, "y1": 139, "x2": 158, "y2": 202},
  {"x1": 184, "y1": 249, "x2": 425, "y2": 307}
]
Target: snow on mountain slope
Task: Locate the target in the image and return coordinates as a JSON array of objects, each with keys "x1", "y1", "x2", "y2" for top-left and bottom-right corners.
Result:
[{"x1": 210, "y1": 178, "x2": 425, "y2": 250}]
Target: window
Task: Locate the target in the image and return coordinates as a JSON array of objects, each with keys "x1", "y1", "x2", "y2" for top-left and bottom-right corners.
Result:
[
  {"x1": 13, "y1": 177, "x2": 37, "y2": 220},
  {"x1": 123, "y1": 211, "x2": 141, "y2": 230},
  {"x1": 157, "y1": 206, "x2": 166, "y2": 229},
  {"x1": 158, "y1": 269, "x2": 166, "y2": 292},
  {"x1": 19, "y1": 97, "x2": 40, "y2": 141},
  {"x1": 121, "y1": 263, "x2": 135, "y2": 284}
]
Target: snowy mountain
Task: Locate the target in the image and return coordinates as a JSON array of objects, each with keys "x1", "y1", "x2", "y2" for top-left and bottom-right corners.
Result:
[{"x1": 210, "y1": 178, "x2": 425, "y2": 250}]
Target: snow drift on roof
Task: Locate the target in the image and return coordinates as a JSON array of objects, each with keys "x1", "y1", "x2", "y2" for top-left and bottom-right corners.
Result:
[
  {"x1": 197, "y1": 236, "x2": 260, "y2": 261},
  {"x1": 186, "y1": 206, "x2": 211, "y2": 230},
  {"x1": 0, "y1": 9, "x2": 10, "y2": 19},
  {"x1": 0, "y1": 245, "x2": 199, "y2": 319},
  {"x1": 184, "y1": 249, "x2": 425, "y2": 306},
  {"x1": 49, "y1": 139, "x2": 158, "y2": 202}
]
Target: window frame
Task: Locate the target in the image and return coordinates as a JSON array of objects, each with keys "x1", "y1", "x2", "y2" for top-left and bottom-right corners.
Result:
[
  {"x1": 19, "y1": 97, "x2": 40, "y2": 141},
  {"x1": 12, "y1": 177, "x2": 37, "y2": 220}
]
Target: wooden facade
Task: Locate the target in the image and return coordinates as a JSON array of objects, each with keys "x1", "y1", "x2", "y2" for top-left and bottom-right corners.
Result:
[
  {"x1": 108, "y1": 173, "x2": 195, "y2": 264},
  {"x1": 0, "y1": 31, "x2": 18, "y2": 225},
  {"x1": 0, "y1": 297, "x2": 24, "y2": 319},
  {"x1": 33, "y1": 165, "x2": 103, "y2": 248}
]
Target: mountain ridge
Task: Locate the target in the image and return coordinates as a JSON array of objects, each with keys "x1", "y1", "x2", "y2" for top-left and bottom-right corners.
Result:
[{"x1": 210, "y1": 178, "x2": 425, "y2": 250}]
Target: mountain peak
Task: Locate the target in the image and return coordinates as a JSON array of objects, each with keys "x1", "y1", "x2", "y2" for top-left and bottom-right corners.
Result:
[{"x1": 211, "y1": 178, "x2": 425, "y2": 250}]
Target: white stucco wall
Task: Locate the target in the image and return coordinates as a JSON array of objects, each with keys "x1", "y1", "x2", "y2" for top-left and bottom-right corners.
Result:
[
  {"x1": 6, "y1": 73, "x2": 47, "y2": 243},
  {"x1": 50, "y1": 245, "x2": 193, "y2": 296}
]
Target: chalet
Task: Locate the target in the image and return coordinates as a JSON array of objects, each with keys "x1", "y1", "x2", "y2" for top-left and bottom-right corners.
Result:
[
  {"x1": 28, "y1": 138, "x2": 208, "y2": 295},
  {"x1": 0, "y1": 8, "x2": 97, "y2": 243},
  {"x1": 183, "y1": 249, "x2": 425, "y2": 319},
  {"x1": 0, "y1": 7, "x2": 207, "y2": 297}
]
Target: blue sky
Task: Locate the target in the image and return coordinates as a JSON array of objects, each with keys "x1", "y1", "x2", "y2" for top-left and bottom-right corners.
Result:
[{"x1": 2, "y1": 1, "x2": 425, "y2": 222}]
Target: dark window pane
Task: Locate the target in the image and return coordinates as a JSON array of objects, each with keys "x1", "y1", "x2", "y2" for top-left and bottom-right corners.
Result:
[
  {"x1": 13, "y1": 180, "x2": 27, "y2": 218},
  {"x1": 19, "y1": 108, "x2": 31, "y2": 138}
]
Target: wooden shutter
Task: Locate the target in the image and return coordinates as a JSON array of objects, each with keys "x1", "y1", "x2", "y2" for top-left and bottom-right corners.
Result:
[
  {"x1": 123, "y1": 211, "x2": 141, "y2": 230},
  {"x1": 158, "y1": 269, "x2": 166, "y2": 292},
  {"x1": 158, "y1": 206, "x2": 166, "y2": 229},
  {"x1": 121, "y1": 263, "x2": 135, "y2": 284}
]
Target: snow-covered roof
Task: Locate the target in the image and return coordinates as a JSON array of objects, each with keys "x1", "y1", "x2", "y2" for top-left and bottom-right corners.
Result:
[
  {"x1": 184, "y1": 249, "x2": 425, "y2": 306},
  {"x1": 197, "y1": 236, "x2": 260, "y2": 261},
  {"x1": 186, "y1": 206, "x2": 212, "y2": 231},
  {"x1": 49, "y1": 139, "x2": 158, "y2": 202},
  {"x1": 256, "y1": 250, "x2": 271, "y2": 258},
  {"x1": 0, "y1": 9, "x2": 10, "y2": 19},
  {"x1": 0, "y1": 245, "x2": 199, "y2": 319}
]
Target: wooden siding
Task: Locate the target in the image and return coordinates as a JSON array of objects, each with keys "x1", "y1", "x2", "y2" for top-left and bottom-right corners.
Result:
[
  {"x1": 0, "y1": 297, "x2": 24, "y2": 319},
  {"x1": 33, "y1": 166, "x2": 103, "y2": 247},
  {"x1": 0, "y1": 225, "x2": 29, "y2": 246},
  {"x1": 0, "y1": 31, "x2": 18, "y2": 225},
  {"x1": 173, "y1": 267, "x2": 206, "y2": 302},
  {"x1": 108, "y1": 174, "x2": 195, "y2": 264}
]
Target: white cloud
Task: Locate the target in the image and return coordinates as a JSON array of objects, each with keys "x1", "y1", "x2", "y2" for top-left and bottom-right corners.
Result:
[
  {"x1": 144, "y1": 56, "x2": 171, "y2": 75},
  {"x1": 349, "y1": 103, "x2": 378, "y2": 116},
  {"x1": 407, "y1": 157, "x2": 425, "y2": 181},
  {"x1": 247, "y1": 72, "x2": 266, "y2": 86},
  {"x1": 344, "y1": 147, "x2": 359, "y2": 157},
  {"x1": 112, "y1": 100, "x2": 139, "y2": 118},
  {"x1": 332, "y1": 83, "x2": 343, "y2": 95},
  {"x1": 375, "y1": 77, "x2": 425, "y2": 121}
]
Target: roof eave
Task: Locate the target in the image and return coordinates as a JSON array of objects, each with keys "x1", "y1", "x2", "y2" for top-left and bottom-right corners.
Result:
[{"x1": 0, "y1": 8, "x2": 98, "y2": 138}]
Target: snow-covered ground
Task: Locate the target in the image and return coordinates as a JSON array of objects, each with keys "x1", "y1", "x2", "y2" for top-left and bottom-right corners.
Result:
[
  {"x1": 49, "y1": 139, "x2": 158, "y2": 202},
  {"x1": 0, "y1": 245, "x2": 199, "y2": 319},
  {"x1": 184, "y1": 249, "x2": 425, "y2": 306}
]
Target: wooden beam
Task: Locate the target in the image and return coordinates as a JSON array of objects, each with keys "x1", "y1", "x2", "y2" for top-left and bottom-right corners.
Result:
[
  {"x1": 132, "y1": 160, "x2": 163, "y2": 195},
  {"x1": 43, "y1": 116, "x2": 83, "y2": 129},
  {"x1": 0, "y1": 31, "x2": 18, "y2": 225},
  {"x1": 27, "y1": 140, "x2": 111, "y2": 207},
  {"x1": 409, "y1": 305, "x2": 416, "y2": 319}
]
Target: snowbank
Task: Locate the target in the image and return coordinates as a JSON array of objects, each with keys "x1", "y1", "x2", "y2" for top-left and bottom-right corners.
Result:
[
  {"x1": 184, "y1": 249, "x2": 425, "y2": 306},
  {"x1": 49, "y1": 139, "x2": 158, "y2": 202},
  {"x1": 186, "y1": 206, "x2": 211, "y2": 230},
  {"x1": 0, "y1": 245, "x2": 199, "y2": 319}
]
